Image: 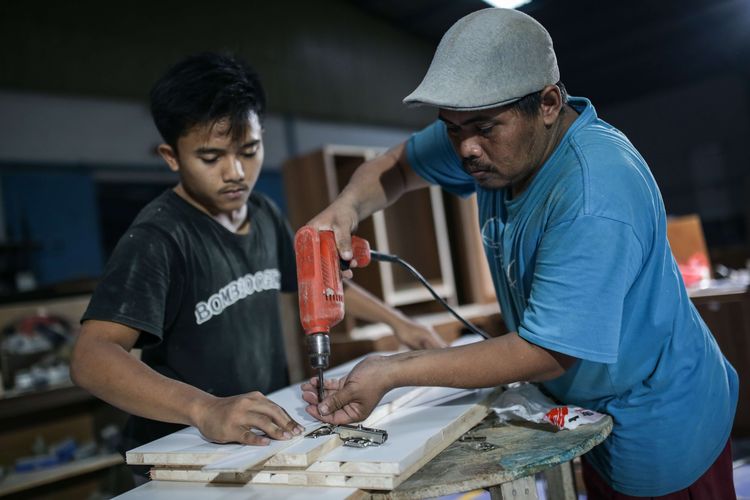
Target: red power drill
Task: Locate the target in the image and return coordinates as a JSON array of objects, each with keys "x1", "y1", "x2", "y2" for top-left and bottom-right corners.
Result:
[{"x1": 294, "y1": 226, "x2": 372, "y2": 402}]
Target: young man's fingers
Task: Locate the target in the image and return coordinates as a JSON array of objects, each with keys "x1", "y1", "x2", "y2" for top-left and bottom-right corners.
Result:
[
  {"x1": 239, "y1": 429, "x2": 271, "y2": 446},
  {"x1": 245, "y1": 414, "x2": 291, "y2": 441},
  {"x1": 250, "y1": 398, "x2": 304, "y2": 436}
]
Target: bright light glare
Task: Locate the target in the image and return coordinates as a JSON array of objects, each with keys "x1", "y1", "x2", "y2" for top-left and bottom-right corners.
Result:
[{"x1": 483, "y1": 0, "x2": 532, "y2": 8}]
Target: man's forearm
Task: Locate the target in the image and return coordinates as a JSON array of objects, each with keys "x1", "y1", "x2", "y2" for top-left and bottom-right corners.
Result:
[
  {"x1": 337, "y1": 142, "x2": 428, "y2": 223},
  {"x1": 385, "y1": 333, "x2": 569, "y2": 389},
  {"x1": 71, "y1": 339, "x2": 214, "y2": 428}
]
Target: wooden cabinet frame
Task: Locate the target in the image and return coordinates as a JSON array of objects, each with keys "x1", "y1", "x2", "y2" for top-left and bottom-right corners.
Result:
[{"x1": 283, "y1": 145, "x2": 457, "y2": 308}]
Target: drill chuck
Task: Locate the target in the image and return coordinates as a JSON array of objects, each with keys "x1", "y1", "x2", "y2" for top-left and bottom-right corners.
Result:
[{"x1": 306, "y1": 332, "x2": 331, "y2": 370}]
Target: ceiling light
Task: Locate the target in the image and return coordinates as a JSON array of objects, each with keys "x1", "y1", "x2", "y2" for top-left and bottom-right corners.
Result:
[{"x1": 483, "y1": 0, "x2": 532, "y2": 8}]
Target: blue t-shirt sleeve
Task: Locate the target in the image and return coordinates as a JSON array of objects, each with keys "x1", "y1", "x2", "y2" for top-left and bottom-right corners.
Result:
[
  {"x1": 406, "y1": 121, "x2": 476, "y2": 197},
  {"x1": 518, "y1": 215, "x2": 644, "y2": 363}
]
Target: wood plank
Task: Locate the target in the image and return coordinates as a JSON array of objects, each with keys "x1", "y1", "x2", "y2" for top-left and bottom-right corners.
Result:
[
  {"x1": 309, "y1": 388, "x2": 497, "y2": 475},
  {"x1": 200, "y1": 385, "x2": 438, "y2": 473},
  {"x1": 542, "y1": 462, "x2": 576, "y2": 500},
  {"x1": 493, "y1": 475, "x2": 538, "y2": 499},
  {"x1": 129, "y1": 338, "x2": 492, "y2": 479},
  {"x1": 116, "y1": 479, "x2": 366, "y2": 500},
  {"x1": 0, "y1": 453, "x2": 123, "y2": 497},
  {"x1": 150, "y1": 387, "x2": 500, "y2": 490},
  {"x1": 265, "y1": 385, "x2": 447, "y2": 468},
  {"x1": 150, "y1": 466, "x2": 401, "y2": 490},
  {"x1": 127, "y1": 354, "x2": 444, "y2": 470},
  {"x1": 126, "y1": 354, "x2": 370, "y2": 467}
]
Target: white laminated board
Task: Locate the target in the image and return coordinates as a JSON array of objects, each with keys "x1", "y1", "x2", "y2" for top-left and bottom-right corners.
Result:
[
  {"x1": 307, "y1": 388, "x2": 494, "y2": 474},
  {"x1": 127, "y1": 336, "x2": 490, "y2": 480},
  {"x1": 126, "y1": 355, "x2": 449, "y2": 470},
  {"x1": 147, "y1": 386, "x2": 500, "y2": 490},
  {"x1": 114, "y1": 479, "x2": 364, "y2": 500}
]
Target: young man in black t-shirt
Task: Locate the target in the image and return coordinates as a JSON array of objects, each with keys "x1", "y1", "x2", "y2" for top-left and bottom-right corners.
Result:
[{"x1": 70, "y1": 53, "x2": 445, "y2": 469}]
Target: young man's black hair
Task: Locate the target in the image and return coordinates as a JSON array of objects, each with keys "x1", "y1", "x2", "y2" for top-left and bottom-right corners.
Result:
[{"x1": 149, "y1": 52, "x2": 266, "y2": 149}]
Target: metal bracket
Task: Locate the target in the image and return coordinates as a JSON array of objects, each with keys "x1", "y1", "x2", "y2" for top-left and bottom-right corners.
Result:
[
  {"x1": 459, "y1": 432, "x2": 497, "y2": 451},
  {"x1": 469, "y1": 441, "x2": 498, "y2": 451},
  {"x1": 459, "y1": 434, "x2": 486, "y2": 442},
  {"x1": 305, "y1": 423, "x2": 388, "y2": 448},
  {"x1": 305, "y1": 425, "x2": 336, "y2": 439}
]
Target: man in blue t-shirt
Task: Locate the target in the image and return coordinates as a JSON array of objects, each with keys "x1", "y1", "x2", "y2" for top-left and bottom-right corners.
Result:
[{"x1": 302, "y1": 8, "x2": 738, "y2": 498}]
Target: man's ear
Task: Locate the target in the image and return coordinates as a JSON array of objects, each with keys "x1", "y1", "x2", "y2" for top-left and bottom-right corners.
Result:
[
  {"x1": 157, "y1": 144, "x2": 180, "y2": 173},
  {"x1": 539, "y1": 85, "x2": 563, "y2": 127}
]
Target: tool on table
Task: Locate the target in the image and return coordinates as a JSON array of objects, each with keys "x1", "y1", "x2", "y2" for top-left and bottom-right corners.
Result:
[
  {"x1": 305, "y1": 423, "x2": 388, "y2": 448},
  {"x1": 294, "y1": 226, "x2": 490, "y2": 403}
]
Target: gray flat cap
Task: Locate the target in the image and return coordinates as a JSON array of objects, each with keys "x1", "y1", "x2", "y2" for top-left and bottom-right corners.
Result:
[{"x1": 403, "y1": 8, "x2": 559, "y2": 111}]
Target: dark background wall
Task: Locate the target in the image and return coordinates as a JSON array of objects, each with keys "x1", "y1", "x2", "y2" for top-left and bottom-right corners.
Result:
[
  {"x1": 0, "y1": 0, "x2": 436, "y2": 128},
  {"x1": 1, "y1": 0, "x2": 749, "y2": 292}
]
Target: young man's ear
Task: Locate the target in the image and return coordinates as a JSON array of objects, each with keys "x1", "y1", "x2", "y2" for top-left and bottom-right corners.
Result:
[{"x1": 157, "y1": 144, "x2": 180, "y2": 173}]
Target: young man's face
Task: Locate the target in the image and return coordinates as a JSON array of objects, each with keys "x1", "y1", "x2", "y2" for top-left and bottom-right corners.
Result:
[{"x1": 159, "y1": 112, "x2": 264, "y2": 216}]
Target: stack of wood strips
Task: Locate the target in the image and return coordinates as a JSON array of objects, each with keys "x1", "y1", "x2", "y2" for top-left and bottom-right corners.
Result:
[{"x1": 127, "y1": 339, "x2": 502, "y2": 490}]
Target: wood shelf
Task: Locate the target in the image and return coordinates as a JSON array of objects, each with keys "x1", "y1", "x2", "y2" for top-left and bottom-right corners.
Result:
[
  {"x1": 0, "y1": 453, "x2": 123, "y2": 497},
  {"x1": 0, "y1": 383, "x2": 93, "y2": 421},
  {"x1": 282, "y1": 145, "x2": 457, "y2": 309}
]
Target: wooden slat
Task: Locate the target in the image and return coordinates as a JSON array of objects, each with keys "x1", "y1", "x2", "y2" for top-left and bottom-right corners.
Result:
[
  {"x1": 126, "y1": 353, "x2": 430, "y2": 470},
  {"x1": 147, "y1": 387, "x2": 500, "y2": 490},
  {"x1": 0, "y1": 453, "x2": 123, "y2": 496},
  {"x1": 308, "y1": 388, "x2": 497, "y2": 475}
]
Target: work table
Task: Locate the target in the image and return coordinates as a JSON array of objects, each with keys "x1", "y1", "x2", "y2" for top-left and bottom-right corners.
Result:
[{"x1": 115, "y1": 413, "x2": 613, "y2": 499}]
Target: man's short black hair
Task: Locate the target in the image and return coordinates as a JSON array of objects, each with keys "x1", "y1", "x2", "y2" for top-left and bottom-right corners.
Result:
[
  {"x1": 511, "y1": 81, "x2": 568, "y2": 118},
  {"x1": 150, "y1": 52, "x2": 266, "y2": 149}
]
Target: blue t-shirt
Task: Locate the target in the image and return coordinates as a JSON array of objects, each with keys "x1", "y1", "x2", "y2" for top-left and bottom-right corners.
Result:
[{"x1": 406, "y1": 97, "x2": 738, "y2": 496}]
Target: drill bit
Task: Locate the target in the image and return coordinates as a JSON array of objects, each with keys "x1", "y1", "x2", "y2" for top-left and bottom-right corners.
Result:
[{"x1": 317, "y1": 368, "x2": 325, "y2": 406}]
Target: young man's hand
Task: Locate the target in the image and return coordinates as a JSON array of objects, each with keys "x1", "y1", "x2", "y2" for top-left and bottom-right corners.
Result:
[
  {"x1": 192, "y1": 392, "x2": 304, "y2": 445},
  {"x1": 301, "y1": 356, "x2": 391, "y2": 424},
  {"x1": 393, "y1": 319, "x2": 447, "y2": 350}
]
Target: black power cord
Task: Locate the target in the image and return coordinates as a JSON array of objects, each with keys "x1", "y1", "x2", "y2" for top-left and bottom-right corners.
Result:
[{"x1": 369, "y1": 250, "x2": 491, "y2": 340}]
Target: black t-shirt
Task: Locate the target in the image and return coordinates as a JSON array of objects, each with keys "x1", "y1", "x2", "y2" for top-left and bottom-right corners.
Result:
[{"x1": 83, "y1": 189, "x2": 297, "y2": 449}]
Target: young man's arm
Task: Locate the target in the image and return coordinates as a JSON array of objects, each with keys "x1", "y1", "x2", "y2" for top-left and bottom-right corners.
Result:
[
  {"x1": 308, "y1": 142, "x2": 429, "y2": 263},
  {"x1": 70, "y1": 320, "x2": 304, "y2": 445},
  {"x1": 344, "y1": 281, "x2": 446, "y2": 349},
  {"x1": 302, "y1": 333, "x2": 576, "y2": 424}
]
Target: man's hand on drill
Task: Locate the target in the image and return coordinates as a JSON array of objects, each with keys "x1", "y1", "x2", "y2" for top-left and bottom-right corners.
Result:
[
  {"x1": 306, "y1": 199, "x2": 360, "y2": 275},
  {"x1": 301, "y1": 355, "x2": 392, "y2": 424},
  {"x1": 191, "y1": 391, "x2": 304, "y2": 445}
]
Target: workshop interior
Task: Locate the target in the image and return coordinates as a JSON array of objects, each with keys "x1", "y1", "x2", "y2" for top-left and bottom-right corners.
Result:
[{"x1": 1, "y1": 0, "x2": 750, "y2": 498}]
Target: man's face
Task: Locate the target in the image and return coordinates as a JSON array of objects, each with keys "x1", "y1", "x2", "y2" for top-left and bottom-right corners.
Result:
[
  {"x1": 439, "y1": 104, "x2": 546, "y2": 193},
  {"x1": 161, "y1": 112, "x2": 264, "y2": 216}
]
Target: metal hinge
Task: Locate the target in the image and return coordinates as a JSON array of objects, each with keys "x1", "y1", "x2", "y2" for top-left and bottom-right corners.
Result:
[
  {"x1": 305, "y1": 423, "x2": 388, "y2": 448},
  {"x1": 459, "y1": 432, "x2": 497, "y2": 451}
]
